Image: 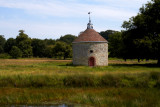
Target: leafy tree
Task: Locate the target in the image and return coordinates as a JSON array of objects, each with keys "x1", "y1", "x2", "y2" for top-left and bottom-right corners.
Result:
[
  {"x1": 16, "y1": 30, "x2": 33, "y2": 57},
  {"x1": 45, "y1": 45, "x2": 54, "y2": 58},
  {"x1": 0, "y1": 35, "x2": 6, "y2": 53},
  {"x1": 44, "y1": 39, "x2": 56, "y2": 45},
  {"x1": 31, "y1": 39, "x2": 47, "y2": 57},
  {"x1": 64, "y1": 44, "x2": 72, "y2": 59},
  {"x1": 121, "y1": 30, "x2": 142, "y2": 60},
  {"x1": 99, "y1": 30, "x2": 118, "y2": 41},
  {"x1": 57, "y1": 34, "x2": 77, "y2": 44},
  {"x1": 108, "y1": 32, "x2": 124, "y2": 58},
  {"x1": 122, "y1": 0, "x2": 160, "y2": 65},
  {"x1": 99, "y1": 30, "x2": 125, "y2": 59},
  {"x1": 53, "y1": 42, "x2": 72, "y2": 59},
  {"x1": 4, "y1": 38, "x2": 16, "y2": 53},
  {"x1": 10, "y1": 46, "x2": 22, "y2": 58}
]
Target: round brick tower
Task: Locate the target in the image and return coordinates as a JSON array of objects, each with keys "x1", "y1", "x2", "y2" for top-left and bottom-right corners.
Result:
[{"x1": 72, "y1": 13, "x2": 108, "y2": 66}]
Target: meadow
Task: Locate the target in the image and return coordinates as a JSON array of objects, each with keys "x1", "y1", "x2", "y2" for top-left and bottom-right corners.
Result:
[{"x1": 0, "y1": 58, "x2": 160, "y2": 107}]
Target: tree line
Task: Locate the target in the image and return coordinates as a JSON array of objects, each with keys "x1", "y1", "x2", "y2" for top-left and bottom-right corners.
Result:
[
  {"x1": 0, "y1": 30, "x2": 76, "y2": 59},
  {"x1": 0, "y1": 0, "x2": 159, "y2": 65},
  {"x1": 100, "y1": 0, "x2": 160, "y2": 65}
]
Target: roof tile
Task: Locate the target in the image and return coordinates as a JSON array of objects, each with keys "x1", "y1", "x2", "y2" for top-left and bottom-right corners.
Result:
[{"x1": 73, "y1": 29, "x2": 107, "y2": 42}]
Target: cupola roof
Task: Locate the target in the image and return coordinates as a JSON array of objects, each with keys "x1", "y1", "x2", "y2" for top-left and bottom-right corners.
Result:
[
  {"x1": 73, "y1": 12, "x2": 107, "y2": 43},
  {"x1": 73, "y1": 29, "x2": 107, "y2": 43}
]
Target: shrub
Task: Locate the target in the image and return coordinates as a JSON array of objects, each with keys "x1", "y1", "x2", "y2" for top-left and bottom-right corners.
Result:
[{"x1": 0, "y1": 53, "x2": 11, "y2": 59}]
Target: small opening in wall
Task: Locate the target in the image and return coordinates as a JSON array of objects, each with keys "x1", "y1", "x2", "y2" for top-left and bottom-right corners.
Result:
[{"x1": 90, "y1": 50, "x2": 93, "y2": 53}]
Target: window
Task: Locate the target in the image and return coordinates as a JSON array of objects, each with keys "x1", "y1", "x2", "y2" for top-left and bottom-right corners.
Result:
[{"x1": 90, "y1": 50, "x2": 93, "y2": 53}]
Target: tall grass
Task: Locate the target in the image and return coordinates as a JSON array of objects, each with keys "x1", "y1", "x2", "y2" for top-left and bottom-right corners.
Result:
[
  {"x1": 0, "y1": 72, "x2": 160, "y2": 88},
  {"x1": 0, "y1": 59, "x2": 160, "y2": 106},
  {"x1": 0, "y1": 59, "x2": 160, "y2": 88},
  {"x1": 0, "y1": 88, "x2": 160, "y2": 106}
]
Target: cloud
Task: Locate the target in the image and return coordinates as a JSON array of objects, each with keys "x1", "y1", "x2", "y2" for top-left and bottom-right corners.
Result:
[
  {"x1": 90, "y1": 0, "x2": 149, "y2": 6},
  {"x1": 0, "y1": 0, "x2": 149, "y2": 39},
  {"x1": 0, "y1": 0, "x2": 144, "y2": 20},
  {"x1": 0, "y1": 19, "x2": 84, "y2": 39}
]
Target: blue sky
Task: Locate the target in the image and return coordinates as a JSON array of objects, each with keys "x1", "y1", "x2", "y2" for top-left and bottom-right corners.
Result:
[{"x1": 0, "y1": 0, "x2": 149, "y2": 39}]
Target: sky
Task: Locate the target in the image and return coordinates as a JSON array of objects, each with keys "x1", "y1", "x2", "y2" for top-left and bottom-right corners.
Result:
[{"x1": 0, "y1": 0, "x2": 149, "y2": 39}]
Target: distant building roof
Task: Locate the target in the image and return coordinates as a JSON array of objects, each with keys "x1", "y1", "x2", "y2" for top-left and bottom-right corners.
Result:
[{"x1": 73, "y1": 29, "x2": 108, "y2": 43}]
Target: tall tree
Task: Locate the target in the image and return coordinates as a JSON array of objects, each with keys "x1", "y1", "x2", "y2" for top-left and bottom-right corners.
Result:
[
  {"x1": 53, "y1": 42, "x2": 72, "y2": 59},
  {"x1": 44, "y1": 39, "x2": 56, "y2": 45},
  {"x1": 9, "y1": 46, "x2": 22, "y2": 58},
  {"x1": 99, "y1": 30, "x2": 118, "y2": 41},
  {"x1": 16, "y1": 30, "x2": 32, "y2": 57},
  {"x1": 57, "y1": 34, "x2": 77, "y2": 44},
  {"x1": 31, "y1": 39, "x2": 47, "y2": 57},
  {"x1": 0, "y1": 35, "x2": 6, "y2": 53},
  {"x1": 108, "y1": 32, "x2": 124, "y2": 58},
  {"x1": 122, "y1": 0, "x2": 160, "y2": 65},
  {"x1": 4, "y1": 38, "x2": 16, "y2": 53}
]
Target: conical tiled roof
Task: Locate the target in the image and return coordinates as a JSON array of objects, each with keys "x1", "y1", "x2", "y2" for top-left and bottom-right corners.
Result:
[{"x1": 73, "y1": 29, "x2": 107, "y2": 43}]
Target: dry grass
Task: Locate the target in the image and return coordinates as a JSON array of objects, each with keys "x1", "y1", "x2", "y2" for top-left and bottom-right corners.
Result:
[
  {"x1": 0, "y1": 87, "x2": 160, "y2": 107},
  {"x1": 0, "y1": 58, "x2": 159, "y2": 76},
  {"x1": 0, "y1": 58, "x2": 71, "y2": 66},
  {"x1": 0, "y1": 58, "x2": 160, "y2": 106},
  {"x1": 0, "y1": 58, "x2": 156, "y2": 65}
]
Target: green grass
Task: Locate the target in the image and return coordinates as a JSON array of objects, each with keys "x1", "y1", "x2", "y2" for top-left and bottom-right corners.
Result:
[
  {"x1": 0, "y1": 58, "x2": 160, "y2": 106},
  {"x1": 0, "y1": 88, "x2": 160, "y2": 107}
]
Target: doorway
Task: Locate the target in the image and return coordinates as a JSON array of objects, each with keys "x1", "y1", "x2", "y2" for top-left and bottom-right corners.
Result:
[{"x1": 88, "y1": 57, "x2": 95, "y2": 66}]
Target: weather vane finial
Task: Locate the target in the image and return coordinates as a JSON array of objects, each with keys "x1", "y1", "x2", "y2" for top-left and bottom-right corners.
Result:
[
  {"x1": 88, "y1": 12, "x2": 91, "y2": 22},
  {"x1": 87, "y1": 12, "x2": 93, "y2": 29}
]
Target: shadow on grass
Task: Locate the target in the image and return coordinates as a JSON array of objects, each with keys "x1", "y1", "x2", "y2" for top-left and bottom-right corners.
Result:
[
  {"x1": 59, "y1": 63, "x2": 160, "y2": 68},
  {"x1": 57, "y1": 61, "x2": 160, "y2": 68},
  {"x1": 58, "y1": 62, "x2": 77, "y2": 67},
  {"x1": 110, "y1": 63, "x2": 160, "y2": 68}
]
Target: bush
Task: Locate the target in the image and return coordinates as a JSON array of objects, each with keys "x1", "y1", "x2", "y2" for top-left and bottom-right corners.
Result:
[{"x1": 0, "y1": 53, "x2": 11, "y2": 59}]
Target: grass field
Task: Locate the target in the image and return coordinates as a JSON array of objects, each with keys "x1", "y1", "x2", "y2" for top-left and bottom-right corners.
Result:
[{"x1": 0, "y1": 58, "x2": 160, "y2": 106}]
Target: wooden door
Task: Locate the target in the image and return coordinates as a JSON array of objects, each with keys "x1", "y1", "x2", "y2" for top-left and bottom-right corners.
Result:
[{"x1": 89, "y1": 57, "x2": 95, "y2": 66}]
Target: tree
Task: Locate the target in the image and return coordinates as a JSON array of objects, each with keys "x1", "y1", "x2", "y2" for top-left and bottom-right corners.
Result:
[
  {"x1": 44, "y1": 39, "x2": 56, "y2": 45},
  {"x1": 10, "y1": 46, "x2": 22, "y2": 58},
  {"x1": 122, "y1": 0, "x2": 160, "y2": 65},
  {"x1": 31, "y1": 39, "x2": 47, "y2": 57},
  {"x1": 45, "y1": 45, "x2": 54, "y2": 58},
  {"x1": 99, "y1": 30, "x2": 118, "y2": 41},
  {"x1": 4, "y1": 38, "x2": 16, "y2": 53},
  {"x1": 53, "y1": 42, "x2": 72, "y2": 59},
  {"x1": 108, "y1": 32, "x2": 124, "y2": 58},
  {"x1": 0, "y1": 35, "x2": 6, "y2": 53},
  {"x1": 16, "y1": 30, "x2": 32, "y2": 57},
  {"x1": 57, "y1": 34, "x2": 77, "y2": 44}
]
